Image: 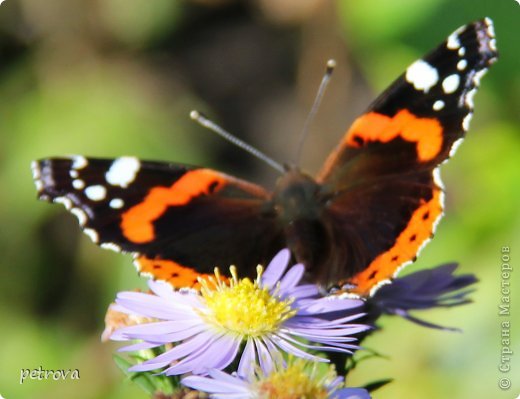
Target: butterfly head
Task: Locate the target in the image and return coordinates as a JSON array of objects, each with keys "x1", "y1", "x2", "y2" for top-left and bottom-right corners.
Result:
[{"x1": 272, "y1": 168, "x2": 323, "y2": 223}]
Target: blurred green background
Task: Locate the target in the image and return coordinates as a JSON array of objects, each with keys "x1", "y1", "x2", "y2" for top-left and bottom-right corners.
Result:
[{"x1": 0, "y1": 0, "x2": 518, "y2": 398}]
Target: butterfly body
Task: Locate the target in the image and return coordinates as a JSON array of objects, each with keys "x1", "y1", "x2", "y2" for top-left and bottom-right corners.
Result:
[
  {"x1": 33, "y1": 19, "x2": 497, "y2": 296},
  {"x1": 272, "y1": 168, "x2": 323, "y2": 222}
]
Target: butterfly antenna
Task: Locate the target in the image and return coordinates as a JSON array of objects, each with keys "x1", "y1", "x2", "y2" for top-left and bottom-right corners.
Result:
[
  {"x1": 190, "y1": 110, "x2": 285, "y2": 174},
  {"x1": 294, "y1": 59, "x2": 336, "y2": 165}
]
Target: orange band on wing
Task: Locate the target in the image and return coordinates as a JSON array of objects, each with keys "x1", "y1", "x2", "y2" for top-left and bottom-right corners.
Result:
[
  {"x1": 346, "y1": 110, "x2": 443, "y2": 162},
  {"x1": 136, "y1": 257, "x2": 226, "y2": 289},
  {"x1": 348, "y1": 188, "x2": 443, "y2": 296},
  {"x1": 121, "y1": 169, "x2": 226, "y2": 243}
]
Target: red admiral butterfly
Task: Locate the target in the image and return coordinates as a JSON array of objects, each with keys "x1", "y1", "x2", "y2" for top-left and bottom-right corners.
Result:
[{"x1": 32, "y1": 19, "x2": 497, "y2": 296}]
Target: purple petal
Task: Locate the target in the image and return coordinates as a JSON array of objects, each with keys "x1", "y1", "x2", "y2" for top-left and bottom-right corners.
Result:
[
  {"x1": 115, "y1": 322, "x2": 207, "y2": 344},
  {"x1": 253, "y1": 338, "x2": 276, "y2": 376},
  {"x1": 112, "y1": 320, "x2": 198, "y2": 336},
  {"x1": 237, "y1": 338, "x2": 256, "y2": 377},
  {"x1": 209, "y1": 369, "x2": 249, "y2": 385},
  {"x1": 163, "y1": 353, "x2": 211, "y2": 376},
  {"x1": 117, "y1": 341, "x2": 163, "y2": 352},
  {"x1": 270, "y1": 335, "x2": 328, "y2": 362},
  {"x1": 289, "y1": 284, "x2": 320, "y2": 300},
  {"x1": 278, "y1": 264, "x2": 305, "y2": 295},
  {"x1": 182, "y1": 374, "x2": 250, "y2": 395},
  {"x1": 328, "y1": 376, "x2": 344, "y2": 391},
  {"x1": 129, "y1": 330, "x2": 218, "y2": 372},
  {"x1": 276, "y1": 332, "x2": 356, "y2": 354},
  {"x1": 163, "y1": 333, "x2": 239, "y2": 376},
  {"x1": 148, "y1": 280, "x2": 177, "y2": 299},
  {"x1": 334, "y1": 388, "x2": 371, "y2": 399},
  {"x1": 368, "y1": 263, "x2": 478, "y2": 330},
  {"x1": 108, "y1": 304, "x2": 129, "y2": 313},
  {"x1": 261, "y1": 249, "x2": 290, "y2": 288},
  {"x1": 115, "y1": 293, "x2": 197, "y2": 320},
  {"x1": 287, "y1": 314, "x2": 365, "y2": 329},
  {"x1": 285, "y1": 326, "x2": 365, "y2": 339},
  {"x1": 298, "y1": 297, "x2": 363, "y2": 315},
  {"x1": 192, "y1": 335, "x2": 241, "y2": 374}
]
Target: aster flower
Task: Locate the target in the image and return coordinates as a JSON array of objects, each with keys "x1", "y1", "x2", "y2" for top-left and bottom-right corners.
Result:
[
  {"x1": 366, "y1": 263, "x2": 478, "y2": 330},
  {"x1": 182, "y1": 359, "x2": 371, "y2": 399},
  {"x1": 110, "y1": 249, "x2": 368, "y2": 377}
]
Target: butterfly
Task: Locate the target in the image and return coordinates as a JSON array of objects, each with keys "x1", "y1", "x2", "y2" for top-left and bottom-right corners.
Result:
[{"x1": 32, "y1": 19, "x2": 497, "y2": 296}]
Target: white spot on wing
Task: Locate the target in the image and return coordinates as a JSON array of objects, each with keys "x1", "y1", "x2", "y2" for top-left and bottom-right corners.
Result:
[
  {"x1": 100, "y1": 242, "x2": 122, "y2": 252},
  {"x1": 31, "y1": 162, "x2": 43, "y2": 191},
  {"x1": 367, "y1": 278, "x2": 394, "y2": 297},
  {"x1": 133, "y1": 258, "x2": 142, "y2": 272},
  {"x1": 485, "y1": 17, "x2": 495, "y2": 37},
  {"x1": 405, "y1": 60, "x2": 439, "y2": 93},
  {"x1": 85, "y1": 185, "x2": 107, "y2": 201},
  {"x1": 31, "y1": 161, "x2": 41, "y2": 179},
  {"x1": 70, "y1": 170, "x2": 79, "y2": 178},
  {"x1": 71, "y1": 156, "x2": 88, "y2": 170},
  {"x1": 71, "y1": 208, "x2": 87, "y2": 226},
  {"x1": 457, "y1": 59, "x2": 467, "y2": 71},
  {"x1": 489, "y1": 38, "x2": 497, "y2": 52},
  {"x1": 140, "y1": 271, "x2": 155, "y2": 280},
  {"x1": 473, "y1": 69, "x2": 487, "y2": 86},
  {"x1": 446, "y1": 24, "x2": 465, "y2": 50},
  {"x1": 465, "y1": 88, "x2": 477, "y2": 109},
  {"x1": 462, "y1": 113, "x2": 473, "y2": 131},
  {"x1": 84, "y1": 228, "x2": 99, "y2": 243},
  {"x1": 337, "y1": 291, "x2": 362, "y2": 299},
  {"x1": 449, "y1": 138, "x2": 465, "y2": 158},
  {"x1": 109, "y1": 198, "x2": 124, "y2": 209},
  {"x1": 72, "y1": 179, "x2": 85, "y2": 190},
  {"x1": 433, "y1": 100, "x2": 445, "y2": 111},
  {"x1": 458, "y1": 47, "x2": 466, "y2": 56},
  {"x1": 447, "y1": 32, "x2": 460, "y2": 50},
  {"x1": 396, "y1": 259, "x2": 415, "y2": 274},
  {"x1": 415, "y1": 236, "x2": 433, "y2": 261},
  {"x1": 54, "y1": 197, "x2": 73, "y2": 210},
  {"x1": 105, "y1": 157, "x2": 141, "y2": 188},
  {"x1": 442, "y1": 74, "x2": 460, "y2": 94},
  {"x1": 433, "y1": 167, "x2": 444, "y2": 190}
]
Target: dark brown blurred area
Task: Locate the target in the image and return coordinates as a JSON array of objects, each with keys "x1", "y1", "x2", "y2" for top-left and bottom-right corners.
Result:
[{"x1": 1, "y1": 0, "x2": 371, "y2": 180}]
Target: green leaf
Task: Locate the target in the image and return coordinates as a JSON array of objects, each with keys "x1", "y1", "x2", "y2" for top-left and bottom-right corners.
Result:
[{"x1": 113, "y1": 354, "x2": 159, "y2": 395}]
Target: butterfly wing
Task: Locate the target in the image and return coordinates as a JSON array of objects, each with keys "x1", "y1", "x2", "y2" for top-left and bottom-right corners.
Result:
[
  {"x1": 316, "y1": 19, "x2": 497, "y2": 296},
  {"x1": 33, "y1": 156, "x2": 284, "y2": 287}
]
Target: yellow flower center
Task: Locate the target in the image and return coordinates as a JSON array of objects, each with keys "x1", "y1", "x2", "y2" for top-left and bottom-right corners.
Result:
[
  {"x1": 199, "y1": 266, "x2": 296, "y2": 337},
  {"x1": 256, "y1": 360, "x2": 338, "y2": 399}
]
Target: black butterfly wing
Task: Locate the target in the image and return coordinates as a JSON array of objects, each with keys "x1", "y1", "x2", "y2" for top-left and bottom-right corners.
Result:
[
  {"x1": 33, "y1": 156, "x2": 284, "y2": 287},
  {"x1": 316, "y1": 19, "x2": 497, "y2": 295}
]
